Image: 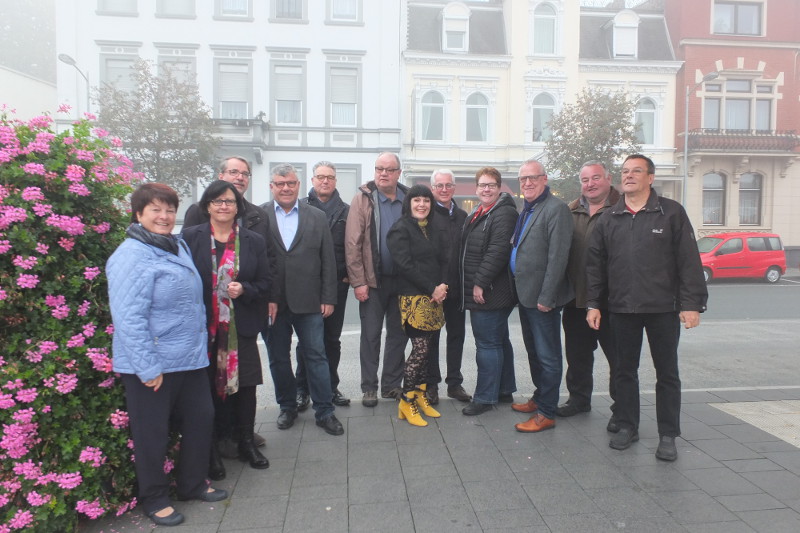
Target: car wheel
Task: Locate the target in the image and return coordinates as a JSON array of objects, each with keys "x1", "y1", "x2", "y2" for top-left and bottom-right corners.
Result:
[
  {"x1": 765, "y1": 267, "x2": 781, "y2": 284},
  {"x1": 703, "y1": 268, "x2": 712, "y2": 283}
]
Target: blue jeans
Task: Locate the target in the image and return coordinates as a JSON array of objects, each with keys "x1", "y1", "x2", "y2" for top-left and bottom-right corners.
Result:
[
  {"x1": 266, "y1": 309, "x2": 334, "y2": 421},
  {"x1": 518, "y1": 304, "x2": 563, "y2": 419},
  {"x1": 470, "y1": 307, "x2": 516, "y2": 404}
]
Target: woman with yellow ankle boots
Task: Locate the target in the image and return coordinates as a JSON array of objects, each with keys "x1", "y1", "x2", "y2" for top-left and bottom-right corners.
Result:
[{"x1": 387, "y1": 185, "x2": 449, "y2": 426}]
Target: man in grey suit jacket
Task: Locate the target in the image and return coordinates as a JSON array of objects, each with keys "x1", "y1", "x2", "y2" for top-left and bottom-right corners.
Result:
[
  {"x1": 262, "y1": 164, "x2": 344, "y2": 436},
  {"x1": 509, "y1": 158, "x2": 574, "y2": 433}
]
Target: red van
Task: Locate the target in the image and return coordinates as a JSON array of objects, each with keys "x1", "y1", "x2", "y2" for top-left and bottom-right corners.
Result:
[{"x1": 697, "y1": 232, "x2": 786, "y2": 283}]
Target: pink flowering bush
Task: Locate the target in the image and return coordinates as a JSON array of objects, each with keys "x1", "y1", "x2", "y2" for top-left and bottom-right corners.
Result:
[{"x1": 0, "y1": 107, "x2": 142, "y2": 531}]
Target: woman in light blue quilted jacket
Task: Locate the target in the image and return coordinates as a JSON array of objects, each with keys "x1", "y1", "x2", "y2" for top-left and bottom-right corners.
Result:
[{"x1": 107, "y1": 183, "x2": 227, "y2": 527}]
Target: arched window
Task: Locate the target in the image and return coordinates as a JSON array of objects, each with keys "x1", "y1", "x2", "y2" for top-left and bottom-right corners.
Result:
[
  {"x1": 465, "y1": 92, "x2": 488, "y2": 142},
  {"x1": 739, "y1": 172, "x2": 762, "y2": 225},
  {"x1": 532, "y1": 93, "x2": 555, "y2": 142},
  {"x1": 533, "y1": 4, "x2": 556, "y2": 55},
  {"x1": 635, "y1": 98, "x2": 656, "y2": 145},
  {"x1": 702, "y1": 172, "x2": 726, "y2": 225},
  {"x1": 420, "y1": 91, "x2": 444, "y2": 141}
]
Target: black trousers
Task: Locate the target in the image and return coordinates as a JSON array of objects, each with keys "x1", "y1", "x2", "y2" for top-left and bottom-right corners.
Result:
[
  {"x1": 610, "y1": 312, "x2": 682, "y2": 437},
  {"x1": 296, "y1": 281, "x2": 349, "y2": 393},
  {"x1": 561, "y1": 305, "x2": 618, "y2": 410},
  {"x1": 122, "y1": 369, "x2": 213, "y2": 514},
  {"x1": 426, "y1": 294, "x2": 466, "y2": 388}
]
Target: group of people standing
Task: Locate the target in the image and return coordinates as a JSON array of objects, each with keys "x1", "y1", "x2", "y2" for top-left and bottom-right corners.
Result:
[{"x1": 106, "y1": 151, "x2": 707, "y2": 526}]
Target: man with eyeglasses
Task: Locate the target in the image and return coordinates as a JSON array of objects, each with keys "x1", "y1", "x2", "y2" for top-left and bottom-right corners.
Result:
[
  {"x1": 294, "y1": 161, "x2": 351, "y2": 410},
  {"x1": 509, "y1": 158, "x2": 573, "y2": 433},
  {"x1": 345, "y1": 152, "x2": 410, "y2": 407},
  {"x1": 262, "y1": 163, "x2": 343, "y2": 437},
  {"x1": 558, "y1": 161, "x2": 620, "y2": 431},
  {"x1": 427, "y1": 169, "x2": 470, "y2": 405},
  {"x1": 183, "y1": 156, "x2": 277, "y2": 453}
]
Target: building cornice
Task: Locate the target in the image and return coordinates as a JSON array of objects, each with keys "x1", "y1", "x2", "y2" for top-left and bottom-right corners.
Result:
[
  {"x1": 403, "y1": 51, "x2": 511, "y2": 69},
  {"x1": 579, "y1": 60, "x2": 682, "y2": 74},
  {"x1": 680, "y1": 38, "x2": 800, "y2": 50}
]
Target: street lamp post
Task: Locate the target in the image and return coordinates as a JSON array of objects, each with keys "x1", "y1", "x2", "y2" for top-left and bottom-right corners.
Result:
[
  {"x1": 58, "y1": 54, "x2": 91, "y2": 115},
  {"x1": 682, "y1": 71, "x2": 719, "y2": 206}
]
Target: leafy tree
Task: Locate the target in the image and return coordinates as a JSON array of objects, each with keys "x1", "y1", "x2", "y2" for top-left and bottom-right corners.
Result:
[
  {"x1": 544, "y1": 88, "x2": 641, "y2": 201},
  {"x1": 95, "y1": 60, "x2": 220, "y2": 197}
]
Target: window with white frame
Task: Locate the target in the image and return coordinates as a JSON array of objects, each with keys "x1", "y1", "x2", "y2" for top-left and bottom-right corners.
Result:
[
  {"x1": 332, "y1": 166, "x2": 359, "y2": 201},
  {"x1": 442, "y1": 4, "x2": 469, "y2": 53},
  {"x1": 159, "y1": 57, "x2": 195, "y2": 84},
  {"x1": 533, "y1": 3, "x2": 556, "y2": 55},
  {"x1": 532, "y1": 93, "x2": 555, "y2": 142},
  {"x1": 635, "y1": 98, "x2": 655, "y2": 145},
  {"x1": 465, "y1": 92, "x2": 488, "y2": 142},
  {"x1": 702, "y1": 172, "x2": 726, "y2": 225},
  {"x1": 274, "y1": 0, "x2": 303, "y2": 20},
  {"x1": 216, "y1": 62, "x2": 250, "y2": 119},
  {"x1": 329, "y1": 67, "x2": 358, "y2": 127},
  {"x1": 273, "y1": 64, "x2": 304, "y2": 125},
  {"x1": 703, "y1": 79, "x2": 775, "y2": 132},
  {"x1": 613, "y1": 11, "x2": 639, "y2": 58},
  {"x1": 713, "y1": 1, "x2": 762, "y2": 36},
  {"x1": 739, "y1": 172, "x2": 762, "y2": 225},
  {"x1": 157, "y1": 0, "x2": 194, "y2": 17},
  {"x1": 420, "y1": 91, "x2": 445, "y2": 141},
  {"x1": 217, "y1": 0, "x2": 250, "y2": 17},
  {"x1": 329, "y1": 0, "x2": 358, "y2": 22},
  {"x1": 98, "y1": 0, "x2": 137, "y2": 13},
  {"x1": 101, "y1": 57, "x2": 137, "y2": 91}
]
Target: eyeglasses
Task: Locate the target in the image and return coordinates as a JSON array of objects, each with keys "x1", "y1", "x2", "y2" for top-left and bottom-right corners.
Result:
[
  {"x1": 375, "y1": 166, "x2": 400, "y2": 173},
  {"x1": 477, "y1": 183, "x2": 499, "y2": 190},
  {"x1": 519, "y1": 174, "x2": 546, "y2": 183},
  {"x1": 313, "y1": 175, "x2": 336, "y2": 181},
  {"x1": 224, "y1": 169, "x2": 251, "y2": 179},
  {"x1": 433, "y1": 183, "x2": 456, "y2": 191},
  {"x1": 271, "y1": 180, "x2": 299, "y2": 189},
  {"x1": 210, "y1": 199, "x2": 237, "y2": 206}
]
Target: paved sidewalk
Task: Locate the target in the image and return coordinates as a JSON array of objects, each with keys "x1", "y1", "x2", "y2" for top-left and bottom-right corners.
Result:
[{"x1": 82, "y1": 388, "x2": 800, "y2": 532}]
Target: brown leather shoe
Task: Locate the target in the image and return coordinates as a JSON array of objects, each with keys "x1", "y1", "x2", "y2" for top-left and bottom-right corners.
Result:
[
  {"x1": 515, "y1": 413, "x2": 555, "y2": 433},
  {"x1": 511, "y1": 398, "x2": 538, "y2": 413}
]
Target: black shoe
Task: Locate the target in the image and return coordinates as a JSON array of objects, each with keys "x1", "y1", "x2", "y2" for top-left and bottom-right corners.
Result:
[
  {"x1": 498, "y1": 393, "x2": 514, "y2": 403},
  {"x1": 276, "y1": 409, "x2": 298, "y2": 430},
  {"x1": 426, "y1": 386, "x2": 439, "y2": 406},
  {"x1": 655, "y1": 436, "x2": 678, "y2": 461},
  {"x1": 316, "y1": 415, "x2": 344, "y2": 436},
  {"x1": 447, "y1": 385, "x2": 472, "y2": 402},
  {"x1": 462, "y1": 401, "x2": 493, "y2": 416},
  {"x1": 178, "y1": 487, "x2": 228, "y2": 502},
  {"x1": 208, "y1": 443, "x2": 226, "y2": 481},
  {"x1": 296, "y1": 391, "x2": 310, "y2": 412},
  {"x1": 238, "y1": 437, "x2": 270, "y2": 469},
  {"x1": 609, "y1": 427, "x2": 639, "y2": 450},
  {"x1": 362, "y1": 390, "x2": 378, "y2": 407},
  {"x1": 606, "y1": 415, "x2": 620, "y2": 433},
  {"x1": 555, "y1": 401, "x2": 591, "y2": 417},
  {"x1": 147, "y1": 508, "x2": 184, "y2": 527},
  {"x1": 332, "y1": 389, "x2": 351, "y2": 406},
  {"x1": 381, "y1": 387, "x2": 403, "y2": 399},
  {"x1": 217, "y1": 437, "x2": 239, "y2": 460}
]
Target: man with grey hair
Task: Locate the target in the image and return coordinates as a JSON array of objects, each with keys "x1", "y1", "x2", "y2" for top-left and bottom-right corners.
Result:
[
  {"x1": 263, "y1": 163, "x2": 343, "y2": 436},
  {"x1": 558, "y1": 161, "x2": 620, "y2": 430},
  {"x1": 427, "y1": 169, "x2": 470, "y2": 404},
  {"x1": 295, "y1": 161, "x2": 351, "y2": 409},
  {"x1": 345, "y1": 152, "x2": 409, "y2": 407}
]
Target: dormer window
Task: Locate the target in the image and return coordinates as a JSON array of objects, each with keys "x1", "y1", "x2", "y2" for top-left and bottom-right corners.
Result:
[
  {"x1": 442, "y1": 2, "x2": 471, "y2": 53},
  {"x1": 612, "y1": 10, "x2": 640, "y2": 59}
]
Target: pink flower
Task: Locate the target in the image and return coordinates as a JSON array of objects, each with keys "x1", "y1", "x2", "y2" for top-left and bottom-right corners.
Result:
[
  {"x1": 16, "y1": 388, "x2": 38, "y2": 403},
  {"x1": 12, "y1": 255, "x2": 37, "y2": 270},
  {"x1": 105, "y1": 324, "x2": 114, "y2": 335},
  {"x1": 51, "y1": 305, "x2": 70, "y2": 320},
  {"x1": 46, "y1": 214, "x2": 85, "y2": 235},
  {"x1": 0, "y1": 239, "x2": 11, "y2": 253},
  {"x1": 16, "y1": 273, "x2": 39, "y2": 288},
  {"x1": 57, "y1": 103, "x2": 72, "y2": 113},
  {"x1": 45, "y1": 295, "x2": 66, "y2": 307},
  {"x1": 65, "y1": 164, "x2": 85, "y2": 181},
  {"x1": 28, "y1": 115, "x2": 53, "y2": 129},
  {"x1": 12, "y1": 408, "x2": 35, "y2": 424},
  {"x1": 63, "y1": 135, "x2": 76, "y2": 145},
  {"x1": 0, "y1": 288, "x2": 6, "y2": 301},
  {"x1": 163, "y1": 458, "x2": 175, "y2": 474},
  {"x1": 39, "y1": 341, "x2": 58, "y2": 355},
  {"x1": 21, "y1": 187, "x2": 45, "y2": 201},
  {"x1": 0, "y1": 205, "x2": 28, "y2": 230},
  {"x1": 32, "y1": 203, "x2": 53, "y2": 216},
  {"x1": 8, "y1": 509, "x2": 34, "y2": 529},
  {"x1": 0, "y1": 392, "x2": 15, "y2": 409},
  {"x1": 83, "y1": 266, "x2": 101, "y2": 280},
  {"x1": 76, "y1": 498, "x2": 105, "y2": 519},
  {"x1": 35, "y1": 242, "x2": 49, "y2": 254},
  {"x1": 68, "y1": 183, "x2": 91, "y2": 196},
  {"x1": 66, "y1": 334, "x2": 85, "y2": 348},
  {"x1": 41, "y1": 405, "x2": 51, "y2": 413},
  {"x1": 26, "y1": 491, "x2": 52, "y2": 506},
  {"x1": 25, "y1": 348, "x2": 42, "y2": 363},
  {"x1": 56, "y1": 373, "x2": 78, "y2": 394},
  {"x1": 57, "y1": 472, "x2": 82, "y2": 490},
  {"x1": 77, "y1": 300, "x2": 91, "y2": 316},
  {"x1": 58, "y1": 237, "x2": 75, "y2": 250},
  {"x1": 0, "y1": 421, "x2": 40, "y2": 459},
  {"x1": 93, "y1": 221, "x2": 111, "y2": 234},
  {"x1": 109, "y1": 409, "x2": 129, "y2": 429},
  {"x1": 22, "y1": 162, "x2": 47, "y2": 175},
  {"x1": 111, "y1": 137, "x2": 123, "y2": 147},
  {"x1": 86, "y1": 348, "x2": 111, "y2": 372},
  {"x1": 4, "y1": 379, "x2": 23, "y2": 390},
  {"x1": 72, "y1": 149, "x2": 95, "y2": 162},
  {"x1": 83, "y1": 323, "x2": 97, "y2": 338},
  {"x1": 13, "y1": 459, "x2": 41, "y2": 478},
  {"x1": 79, "y1": 446, "x2": 106, "y2": 468},
  {"x1": 93, "y1": 128, "x2": 109, "y2": 138},
  {"x1": 98, "y1": 377, "x2": 115, "y2": 388}
]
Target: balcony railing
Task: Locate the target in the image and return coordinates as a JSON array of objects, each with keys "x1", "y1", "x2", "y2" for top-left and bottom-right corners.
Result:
[{"x1": 688, "y1": 129, "x2": 800, "y2": 152}]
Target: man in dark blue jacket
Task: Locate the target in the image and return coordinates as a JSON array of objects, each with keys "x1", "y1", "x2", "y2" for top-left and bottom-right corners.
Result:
[{"x1": 586, "y1": 154, "x2": 707, "y2": 462}]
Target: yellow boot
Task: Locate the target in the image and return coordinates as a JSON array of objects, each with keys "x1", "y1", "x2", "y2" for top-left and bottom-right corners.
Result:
[
  {"x1": 413, "y1": 385, "x2": 441, "y2": 418},
  {"x1": 398, "y1": 393, "x2": 427, "y2": 427}
]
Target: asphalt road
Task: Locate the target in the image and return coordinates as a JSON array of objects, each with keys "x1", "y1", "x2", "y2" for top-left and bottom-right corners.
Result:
[{"x1": 255, "y1": 268, "x2": 800, "y2": 411}]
